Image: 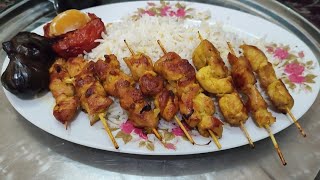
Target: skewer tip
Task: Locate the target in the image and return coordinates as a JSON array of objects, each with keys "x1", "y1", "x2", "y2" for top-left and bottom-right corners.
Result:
[
  {"x1": 197, "y1": 31, "x2": 203, "y2": 41},
  {"x1": 286, "y1": 108, "x2": 306, "y2": 137},
  {"x1": 265, "y1": 125, "x2": 286, "y2": 166},
  {"x1": 174, "y1": 116, "x2": 195, "y2": 145},
  {"x1": 64, "y1": 121, "x2": 68, "y2": 130},
  {"x1": 208, "y1": 130, "x2": 222, "y2": 149},
  {"x1": 98, "y1": 113, "x2": 119, "y2": 149}
]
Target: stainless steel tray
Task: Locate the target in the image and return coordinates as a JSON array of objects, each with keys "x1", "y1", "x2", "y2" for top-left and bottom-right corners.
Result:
[{"x1": 0, "y1": 0, "x2": 319, "y2": 179}]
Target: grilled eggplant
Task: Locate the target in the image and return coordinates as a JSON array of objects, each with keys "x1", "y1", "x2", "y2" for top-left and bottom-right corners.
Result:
[{"x1": 1, "y1": 32, "x2": 56, "y2": 98}]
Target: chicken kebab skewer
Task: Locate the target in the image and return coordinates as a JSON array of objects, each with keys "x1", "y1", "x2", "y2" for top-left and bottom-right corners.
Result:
[
  {"x1": 156, "y1": 40, "x2": 224, "y2": 149},
  {"x1": 94, "y1": 54, "x2": 163, "y2": 142},
  {"x1": 240, "y1": 44, "x2": 306, "y2": 137},
  {"x1": 123, "y1": 40, "x2": 195, "y2": 145},
  {"x1": 49, "y1": 58, "x2": 79, "y2": 129},
  {"x1": 193, "y1": 32, "x2": 254, "y2": 148},
  {"x1": 227, "y1": 43, "x2": 286, "y2": 165},
  {"x1": 65, "y1": 57, "x2": 119, "y2": 149}
]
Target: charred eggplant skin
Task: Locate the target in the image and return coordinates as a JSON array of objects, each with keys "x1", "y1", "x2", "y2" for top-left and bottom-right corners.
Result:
[{"x1": 1, "y1": 32, "x2": 56, "y2": 99}]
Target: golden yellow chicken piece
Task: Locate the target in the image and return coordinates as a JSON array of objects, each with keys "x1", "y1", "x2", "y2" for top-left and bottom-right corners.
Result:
[
  {"x1": 267, "y1": 80, "x2": 294, "y2": 113},
  {"x1": 240, "y1": 44, "x2": 268, "y2": 71},
  {"x1": 196, "y1": 66, "x2": 234, "y2": 94},
  {"x1": 124, "y1": 53, "x2": 154, "y2": 81},
  {"x1": 218, "y1": 92, "x2": 248, "y2": 126},
  {"x1": 228, "y1": 52, "x2": 276, "y2": 128},
  {"x1": 252, "y1": 109, "x2": 275, "y2": 128},
  {"x1": 192, "y1": 39, "x2": 227, "y2": 73},
  {"x1": 193, "y1": 93, "x2": 223, "y2": 137},
  {"x1": 241, "y1": 44, "x2": 295, "y2": 113},
  {"x1": 257, "y1": 62, "x2": 278, "y2": 89}
]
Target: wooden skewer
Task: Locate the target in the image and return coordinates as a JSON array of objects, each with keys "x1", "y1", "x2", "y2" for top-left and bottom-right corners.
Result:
[
  {"x1": 98, "y1": 113, "x2": 119, "y2": 149},
  {"x1": 64, "y1": 121, "x2": 68, "y2": 130},
  {"x1": 152, "y1": 128, "x2": 163, "y2": 142},
  {"x1": 157, "y1": 40, "x2": 167, "y2": 54},
  {"x1": 174, "y1": 116, "x2": 195, "y2": 145},
  {"x1": 230, "y1": 41, "x2": 305, "y2": 138},
  {"x1": 125, "y1": 39, "x2": 194, "y2": 144},
  {"x1": 208, "y1": 130, "x2": 222, "y2": 149},
  {"x1": 228, "y1": 42, "x2": 254, "y2": 148},
  {"x1": 124, "y1": 39, "x2": 163, "y2": 142},
  {"x1": 240, "y1": 122, "x2": 255, "y2": 148},
  {"x1": 124, "y1": 40, "x2": 135, "y2": 55},
  {"x1": 265, "y1": 125, "x2": 287, "y2": 166},
  {"x1": 197, "y1": 31, "x2": 203, "y2": 41},
  {"x1": 286, "y1": 108, "x2": 306, "y2": 137},
  {"x1": 157, "y1": 39, "x2": 223, "y2": 148}
]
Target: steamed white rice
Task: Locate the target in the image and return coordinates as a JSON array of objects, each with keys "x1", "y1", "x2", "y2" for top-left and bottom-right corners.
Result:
[{"x1": 86, "y1": 14, "x2": 267, "y2": 129}]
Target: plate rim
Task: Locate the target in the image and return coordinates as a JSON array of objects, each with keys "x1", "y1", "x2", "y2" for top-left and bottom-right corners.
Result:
[{"x1": 2, "y1": 0, "x2": 320, "y2": 155}]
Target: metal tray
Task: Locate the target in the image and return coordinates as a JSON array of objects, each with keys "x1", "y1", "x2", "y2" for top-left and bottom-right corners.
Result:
[{"x1": 0, "y1": 0, "x2": 319, "y2": 179}]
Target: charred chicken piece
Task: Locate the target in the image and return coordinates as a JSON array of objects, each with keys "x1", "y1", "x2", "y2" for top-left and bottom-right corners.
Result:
[
  {"x1": 95, "y1": 59, "x2": 134, "y2": 97},
  {"x1": 124, "y1": 52, "x2": 179, "y2": 122},
  {"x1": 155, "y1": 51, "x2": 223, "y2": 137},
  {"x1": 154, "y1": 52, "x2": 195, "y2": 81},
  {"x1": 124, "y1": 53, "x2": 154, "y2": 81},
  {"x1": 49, "y1": 58, "x2": 79, "y2": 124},
  {"x1": 94, "y1": 54, "x2": 160, "y2": 131},
  {"x1": 66, "y1": 57, "x2": 113, "y2": 125}
]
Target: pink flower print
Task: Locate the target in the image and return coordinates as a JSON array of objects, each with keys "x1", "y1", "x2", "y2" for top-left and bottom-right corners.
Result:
[
  {"x1": 284, "y1": 63, "x2": 304, "y2": 75},
  {"x1": 172, "y1": 122, "x2": 189, "y2": 136},
  {"x1": 169, "y1": 10, "x2": 176, "y2": 17},
  {"x1": 176, "y1": 8, "x2": 186, "y2": 17},
  {"x1": 133, "y1": 128, "x2": 148, "y2": 140},
  {"x1": 298, "y1": 51, "x2": 304, "y2": 58},
  {"x1": 172, "y1": 127, "x2": 184, "y2": 136},
  {"x1": 266, "y1": 46, "x2": 274, "y2": 53},
  {"x1": 164, "y1": 143, "x2": 176, "y2": 150},
  {"x1": 274, "y1": 48, "x2": 289, "y2": 60},
  {"x1": 120, "y1": 121, "x2": 135, "y2": 134},
  {"x1": 144, "y1": 10, "x2": 156, "y2": 16},
  {"x1": 121, "y1": 121, "x2": 148, "y2": 139},
  {"x1": 288, "y1": 74, "x2": 305, "y2": 84},
  {"x1": 160, "y1": 5, "x2": 171, "y2": 16}
]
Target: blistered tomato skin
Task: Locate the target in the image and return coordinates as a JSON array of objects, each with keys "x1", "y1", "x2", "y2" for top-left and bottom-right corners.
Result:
[
  {"x1": 43, "y1": 13, "x2": 105, "y2": 59},
  {"x1": 52, "y1": 16, "x2": 105, "y2": 58}
]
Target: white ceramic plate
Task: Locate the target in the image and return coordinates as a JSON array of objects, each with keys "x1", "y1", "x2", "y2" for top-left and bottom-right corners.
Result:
[{"x1": 2, "y1": 1, "x2": 320, "y2": 155}]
